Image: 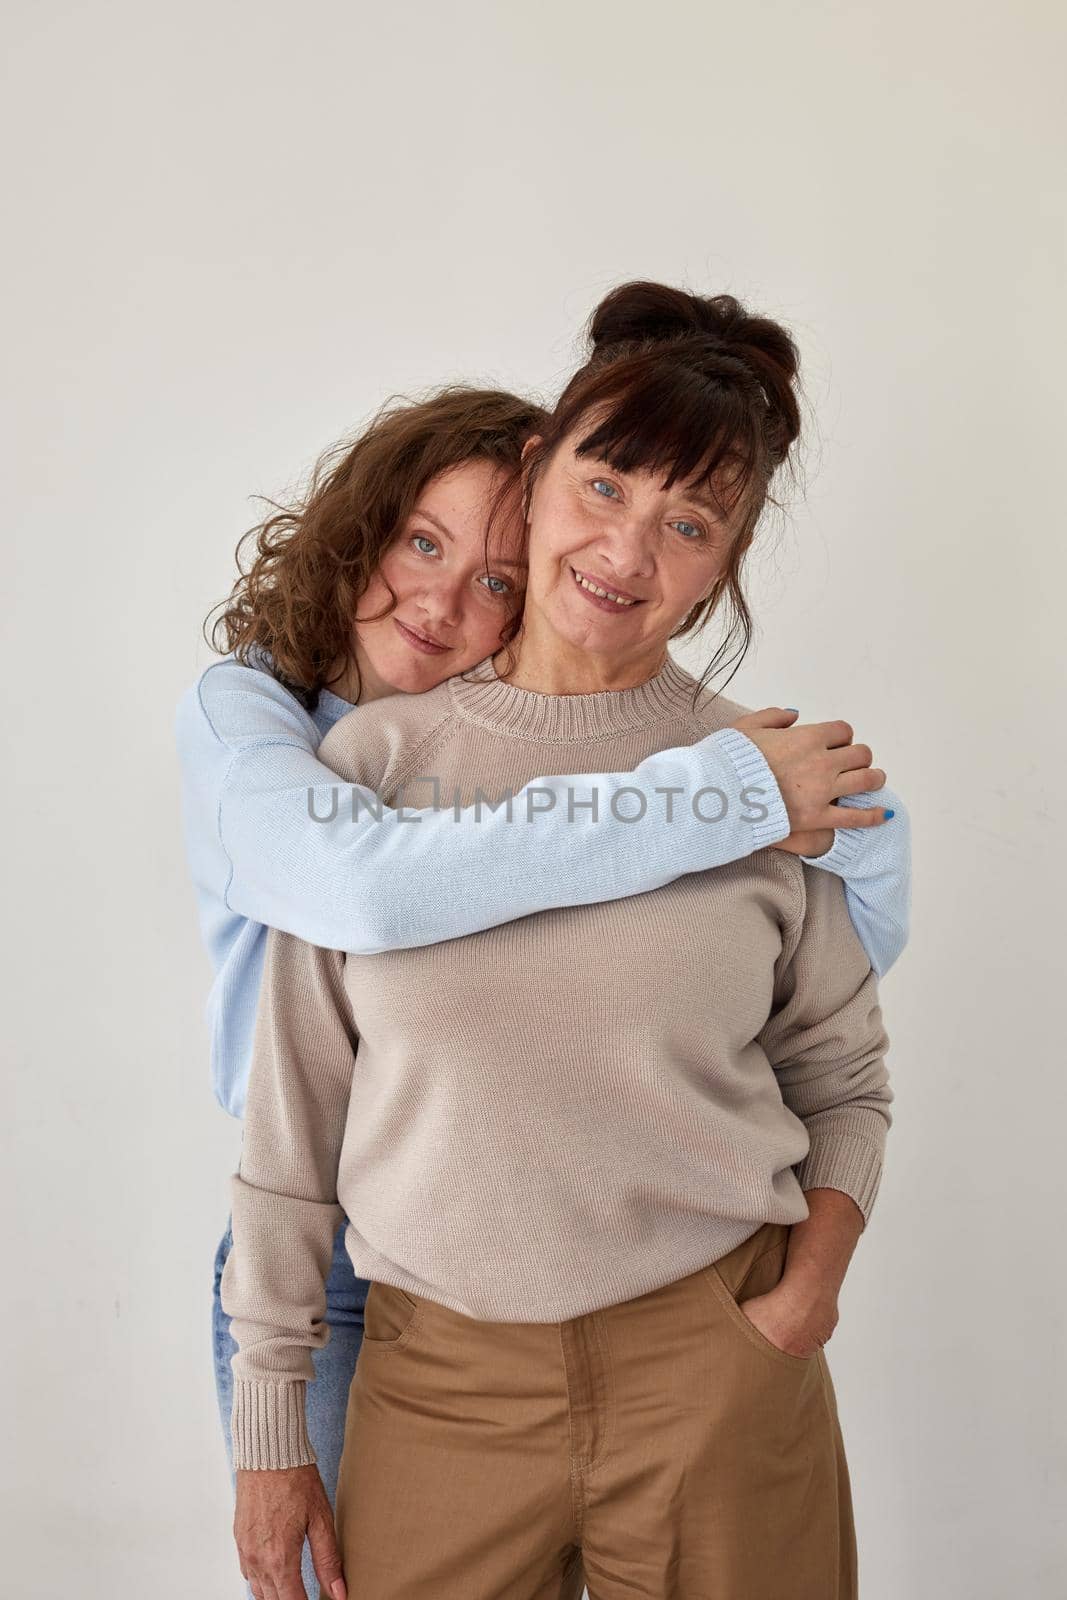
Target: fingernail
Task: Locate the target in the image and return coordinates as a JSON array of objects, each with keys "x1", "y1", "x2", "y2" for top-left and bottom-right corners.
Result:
[
  {"x1": 884, "y1": 809, "x2": 894, "y2": 819},
  {"x1": 332, "y1": 1582, "x2": 347, "y2": 1600},
  {"x1": 784, "y1": 707, "x2": 799, "y2": 713}
]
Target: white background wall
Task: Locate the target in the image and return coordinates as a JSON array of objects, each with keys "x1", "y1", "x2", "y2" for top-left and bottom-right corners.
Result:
[{"x1": 4, "y1": 2, "x2": 1065, "y2": 1595}]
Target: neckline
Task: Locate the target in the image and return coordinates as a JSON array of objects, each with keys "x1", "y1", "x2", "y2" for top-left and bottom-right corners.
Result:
[
  {"x1": 447, "y1": 650, "x2": 701, "y2": 740},
  {"x1": 316, "y1": 684, "x2": 356, "y2": 719}
]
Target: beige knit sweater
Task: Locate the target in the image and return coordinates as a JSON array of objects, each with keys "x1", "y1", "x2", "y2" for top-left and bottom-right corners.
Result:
[{"x1": 221, "y1": 651, "x2": 893, "y2": 1470}]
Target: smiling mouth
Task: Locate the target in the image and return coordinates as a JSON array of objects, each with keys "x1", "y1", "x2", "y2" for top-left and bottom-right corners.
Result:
[
  {"x1": 395, "y1": 618, "x2": 448, "y2": 651},
  {"x1": 570, "y1": 566, "x2": 644, "y2": 608}
]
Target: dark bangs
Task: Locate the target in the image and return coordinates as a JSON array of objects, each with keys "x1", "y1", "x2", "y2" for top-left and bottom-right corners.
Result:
[{"x1": 564, "y1": 352, "x2": 769, "y2": 526}]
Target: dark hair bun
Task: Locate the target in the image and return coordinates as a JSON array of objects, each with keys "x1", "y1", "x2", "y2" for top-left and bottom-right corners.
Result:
[
  {"x1": 588, "y1": 281, "x2": 738, "y2": 352},
  {"x1": 589, "y1": 279, "x2": 798, "y2": 388}
]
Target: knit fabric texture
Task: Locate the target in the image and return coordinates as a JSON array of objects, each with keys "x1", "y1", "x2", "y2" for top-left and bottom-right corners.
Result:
[{"x1": 222, "y1": 651, "x2": 893, "y2": 1469}]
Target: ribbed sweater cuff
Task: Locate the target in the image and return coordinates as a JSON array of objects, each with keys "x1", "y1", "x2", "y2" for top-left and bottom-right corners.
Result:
[
  {"x1": 798, "y1": 818, "x2": 869, "y2": 875},
  {"x1": 231, "y1": 1379, "x2": 316, "y2": 1471},
  {"x1": 708, "y1": 727, "x2": 791, "y2": 848},
  {"x1": 795, "y1": 1132, "x2": 885, "y2": 1228}
]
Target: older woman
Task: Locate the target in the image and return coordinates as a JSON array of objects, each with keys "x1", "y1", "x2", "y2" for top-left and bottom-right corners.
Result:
[{"x1": 221, "y1": 282, "x2": 898, "y2": 1600}]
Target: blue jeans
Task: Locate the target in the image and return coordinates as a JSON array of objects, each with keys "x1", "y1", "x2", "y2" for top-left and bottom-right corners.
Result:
[{"x1": 212, "y1": 1213, "x2": 370, "y2": 1598}]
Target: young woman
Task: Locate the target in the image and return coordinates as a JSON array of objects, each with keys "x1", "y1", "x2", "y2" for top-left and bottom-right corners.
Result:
[{"x1": 215, "y1": 282, "x2": 907, "y2": 1600}]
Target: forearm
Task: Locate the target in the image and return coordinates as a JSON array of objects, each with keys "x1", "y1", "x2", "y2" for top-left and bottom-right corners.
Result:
[
  {"x1": 790, "y1": 1105, "x2": 890, "y2": 1230},
  {"x1": 352, "y1": 727, "x2": 790, "y2": 951},
  {"x1": 798, "y1": 788, "x2": 911, "y2": 977},
  {"x1": 762, "y1": 868, "x2": 895, "y2": 1229},
  {"x1": 225, "y1": 726, "x2": 791, "y2": 955},
  {"x1": 781, "y1": 1186, "x2": 864, "y2": 1301},
  {"x1": 223, "y1": 1179, "x2": 343, "y2": 1469},
  {"x1": 181, "y1": 659, "x2": 796, "y2": 954},
  {"x1": 221, "y1": 929, "x2": 358, "y2": 1470}
]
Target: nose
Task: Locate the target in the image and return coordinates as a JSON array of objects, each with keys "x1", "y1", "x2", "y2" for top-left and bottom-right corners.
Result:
[
  {"x1": 412, "y1": 574, "x2": 465, "y2": 633},
  {"x1": 594, "y1": 512, "x2": 657, "y2": 581}
]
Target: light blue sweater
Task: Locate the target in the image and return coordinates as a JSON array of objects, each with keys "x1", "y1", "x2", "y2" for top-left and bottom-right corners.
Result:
[{"x1": 175, "y1": 654, "x2": 910, "y2": 1118}]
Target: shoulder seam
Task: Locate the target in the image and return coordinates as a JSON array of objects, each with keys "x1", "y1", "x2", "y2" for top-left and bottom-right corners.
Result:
[
  {"x1": 384, "y1": 707, "x2": 468, "y2": 796},
  {"x1": 193, "y1": 662, "x2": 231, "y2": 749},
  {"x1": 195, "y1": 660, "x2": 312, "y2": 753}
]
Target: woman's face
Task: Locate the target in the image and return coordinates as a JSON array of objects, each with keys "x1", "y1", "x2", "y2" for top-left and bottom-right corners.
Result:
[
  {"x1": 352, "y1": 459, "x2": 527, "y2": 698},
  {"x1": 520, "y1": 424, "x2": 734, "y2": 673}
]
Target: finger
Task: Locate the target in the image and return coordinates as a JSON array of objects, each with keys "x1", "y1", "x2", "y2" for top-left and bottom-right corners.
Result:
[
  {"x1": 251, "y1": 1566, "x2": 292, "y2": 1600},
  {"x1": 813, "y1": 718, "x2": 855, "y2": 748},
  {"x1": 276, "y1": 1564, "x2": 312, "y2": 1600},
  {"x1": 308, "y1": 1513, "x2": 347, "y2": 1600},
  {"x1": 832, "y1": 741, "x2": 873, "y2": 772},
  {"x1": 239, "y1": 1562, "x2": 262, "y2": 1600},
  {"x1": 825, "y1": 804, "x2": 893, "y2": 828},
  {"x1": 834, "y1": 768, "x2": 887, "y2": 796},
  {"x1": 733, "y1": 706, "x2": 800, "y2": 728}
]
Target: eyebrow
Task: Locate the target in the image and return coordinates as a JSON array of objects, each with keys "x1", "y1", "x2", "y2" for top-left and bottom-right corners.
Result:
[
  {"x1": 659, "y1": 478, "x2": 728, "y2": 521},
  {"x1": 413, "y1": 508, "x2": 528, "y2": 569},
  {"x1": 682, "y1": 488, "x2": 725, "y2": 519}
]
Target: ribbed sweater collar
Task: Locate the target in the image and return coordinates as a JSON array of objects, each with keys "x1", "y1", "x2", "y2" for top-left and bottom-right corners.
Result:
[{"x1": 447, "y1": 650, "x2": 700, "y2": 740}]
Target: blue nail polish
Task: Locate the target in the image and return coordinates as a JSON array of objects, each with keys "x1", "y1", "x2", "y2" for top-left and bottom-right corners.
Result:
[
  {"x1": 784, "y1": 707, "x2": 799, "y2": 713},
  {"x1": 884, "y1": 809, "x2": 894, "y2": 819}
]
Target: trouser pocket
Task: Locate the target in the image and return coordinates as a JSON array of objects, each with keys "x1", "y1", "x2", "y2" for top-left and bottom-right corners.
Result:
[
  {"x1": 360, "y1": 1280, "x2": 423, "y2": 1350},
  {"x1": 701, "y1": 1221, "x2": 820, "y2": 1370}
]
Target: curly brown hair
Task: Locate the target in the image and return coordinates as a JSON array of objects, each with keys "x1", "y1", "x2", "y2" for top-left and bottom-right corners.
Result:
[{"x1": 206, "y1": 386, "x2": 548, "y2": 710}]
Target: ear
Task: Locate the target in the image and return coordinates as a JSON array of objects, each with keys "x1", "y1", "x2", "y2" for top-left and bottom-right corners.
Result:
[{"x1": 519, "y1": 434, "x2": 543, "y2": 519}]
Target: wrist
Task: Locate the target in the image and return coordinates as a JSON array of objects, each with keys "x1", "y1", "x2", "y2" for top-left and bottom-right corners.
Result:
[
  {"x1": 710, "y1": 727, "x2": 790, "y2": 847},
  {"x1": 778, "y1": 1260, "x2": 844, "y2": 1309},
  {"x1": 231, "y1": 1377, "x2": 316, "y2": 1472}
]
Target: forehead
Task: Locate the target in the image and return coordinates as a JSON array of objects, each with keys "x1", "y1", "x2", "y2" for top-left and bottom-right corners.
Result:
[
  {"x1": 418, "y1": 459, "x2": 504, "y2": 521},
  {"x1": 415, "y1": 461, "x2": 526, "y2": 562}
]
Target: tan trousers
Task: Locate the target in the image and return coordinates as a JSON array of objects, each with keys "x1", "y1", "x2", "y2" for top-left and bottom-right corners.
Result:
[{"x1": 333, "y1": 1221, "x2": 857, "y2": 1599}]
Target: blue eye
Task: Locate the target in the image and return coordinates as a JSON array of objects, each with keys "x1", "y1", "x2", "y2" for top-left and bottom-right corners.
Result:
[
  {"x1": 592, "y1": 478, "x2": 619, "y2": 499},
  {"x1": 673, "y1": 520, "x2": 705, "y2": 540},
  {"x1": 480, "y1": 574, "x2": 512, "y2": 596},
  {"x1": 411, "y1": 534, "x2": 438, "y2": 555}
]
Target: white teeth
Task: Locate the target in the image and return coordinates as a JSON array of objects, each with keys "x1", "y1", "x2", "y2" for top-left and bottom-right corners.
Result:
[{"x1": 573, "y1": 570, "x2": 637, "y2": 606}]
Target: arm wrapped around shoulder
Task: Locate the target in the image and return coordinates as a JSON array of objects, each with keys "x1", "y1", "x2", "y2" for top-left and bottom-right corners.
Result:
[
  {"x1": 220, "y1": 927, "x2": 359, "y2": 1469},
  {"x1": 758, "y1": 863, "x2": 894, "y2": 1230}
]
